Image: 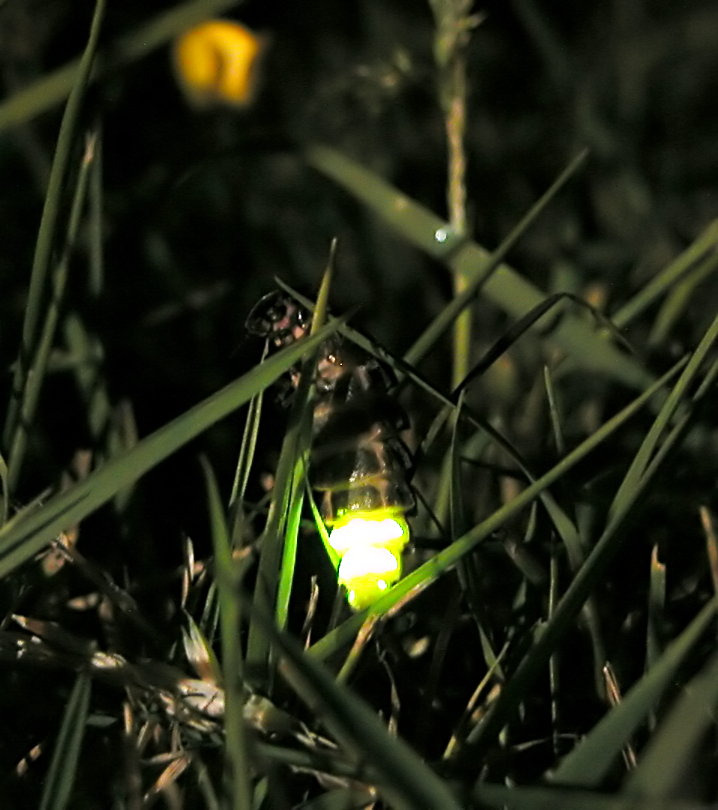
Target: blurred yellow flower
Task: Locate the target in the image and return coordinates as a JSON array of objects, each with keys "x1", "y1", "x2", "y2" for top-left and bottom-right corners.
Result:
[{"x1": 172, "y1": 20, "x2": 265, "y2": 109}]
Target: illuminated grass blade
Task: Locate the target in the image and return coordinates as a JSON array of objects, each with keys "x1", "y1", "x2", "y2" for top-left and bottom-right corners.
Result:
[
  {"x1": 247, "y1": 269, "x2": 341, "y2": 675},
  {"x1": 0, "y1": 323, "x2": 338, "y2": 580},
  {"x1": 276, "y1": 249, "x2": 337, "y2": 621},
  {"x1": 38, "y1": 672, "x2": 92, "y2": 810},
  {"x1": 550, "y1": 595, "x2": 718, "y2": 788},
  {"x1": 3, "y1": 0, "x2": 105, "y2": 456},
  {"x1": 305, "y1": 144, "x2": 652, "y2": 390},
  {"x1": 309, "y1": 359, "x2": 685, "y2": 662},
  {"x1": 0, "y1": 0, "x2": 241, "y2": 132}
]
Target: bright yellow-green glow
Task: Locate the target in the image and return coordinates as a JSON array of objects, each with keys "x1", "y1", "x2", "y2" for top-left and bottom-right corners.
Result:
[
  {"x1": 329, "y1": 515, "x2": 408, "y2": 553},
  {"x1": 327, "y1": 513, "x2": 410, "y2": 610},
  {"x1": 339, "y1": 547, "x2": 400, "y2": 611},
  {"x1": 173, "y1": 20, "x2": 264, "y2": 109}
]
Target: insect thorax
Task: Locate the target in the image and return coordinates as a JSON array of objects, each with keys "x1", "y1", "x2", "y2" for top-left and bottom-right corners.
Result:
[{"x1": 246, "y1": 291, "x2": 414, "y2": 525}]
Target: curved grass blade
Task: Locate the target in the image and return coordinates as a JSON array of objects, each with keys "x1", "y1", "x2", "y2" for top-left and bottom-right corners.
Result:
[
  {"x1": 0, "y1": 0, "x2": 241, "y2": 132},
  {"x1": 309, "y1": 359, "x2": 685, "y2": 663},
  {"x1": 3, "y1": 0, "x2": 105, "y2": 454},
  {"x1": 0, "y1": 322, "x2": 339, "y2": 580},
  {"x1": 38, "y1": 672, "x2": 92, "y2": 810},
  {"x1": 305, "y1": 144, "x2": 652, "y2": 390},
  {"x1": 550, "y1": 595, "x2": 718, "y2": 788}
]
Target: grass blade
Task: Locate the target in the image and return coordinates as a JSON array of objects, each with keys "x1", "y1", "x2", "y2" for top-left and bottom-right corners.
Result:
[
  {"x1": 256, "y1": 606, "x2": 463, "y2": 810},
  {"x1": 611, "y1": 218, "x2": 718, "y2": 330},
  {"x1": 38, "y1": 672, "x2": 92, "y2": 810},
  {"x1": 309, "y1": 359, "x2": 685, "y2": 663},
  {"x1": 609, "y1": 310, "x2": 718, "y2": 520},
  {"x1": 247, "y1": 272, "x2": 341, "y2": 679},
  {"x1": 0, "y1": 322, "x2": 339, "y2": 580},
  {"x1": 3, "y1": 0, "x2": 105, "y2": 454},
  {"x1": 550, "y1": 595, "x2": 718, "y2": 788},
  {"x1": 201, "y1": 458, "x2": 252, "y2": 810},
  {"x1": 305, "y1": 144, "x2": 652, "y2": 390},
  {"x1": 7, "y1": 133, "x2": 97, "y2": 492},
  {"x1": 624, "y1": 649, "x2": 718, "y2": 799},
  {"x1": 463, "y1": 321, "x2": 717, "y2": 763}
]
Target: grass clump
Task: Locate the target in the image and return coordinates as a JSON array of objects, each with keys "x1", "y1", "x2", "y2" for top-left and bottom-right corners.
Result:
[{"x1": 1, "y1": 1, "x2": 718, "y2": 808}]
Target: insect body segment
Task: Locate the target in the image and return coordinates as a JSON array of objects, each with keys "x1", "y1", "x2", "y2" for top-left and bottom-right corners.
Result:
[{"x1": 246, "y1": 291, "x2": 413, "y2": 609}]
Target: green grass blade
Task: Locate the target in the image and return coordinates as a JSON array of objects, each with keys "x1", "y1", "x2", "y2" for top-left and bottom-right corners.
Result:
[
  {"x1": 646, "y1": 544, "x2": 667, "y2": 671},
  {"x1": 309, "y1": 359, "x2": 685, "y2": 663},
  {"x1": 0, "y1": 454, "x2": 7, "y2": 526},
  {"x1": 609, "y1": 310, "x2": 718, "y2": 520},
  {"x1": 405, "y1": 153, "x2": 589, "y2": 373},
  {"x1": 462, "y1": 336, "x2": 716, "y2": 763},
  {"x1": 611, "y1": 218, "x2": 718, "y2": 329},
  {"x1": 0, "y1": 0, "x2": 241, "y2": 132},
  {"x1": 0, "y1": 323, "x2": 338, "y2": 580},
  {"x1": 649, "y1": 250, "x2": 718, "y2": 348},
  {"x1": 551, "y1": 595, "x2": 718, "y2": 788},
  {"x1": 87, "y1": 124, "x2": 104, "y2": 297},
  {"x1": 247, "y1": 289, "x2": 342, "y2": 680},
  {"x1": 7, "y1": 133, "x2": 97, "y2": 492},
  {"x1": 257, "y1": 608, "x2": 463, "y2": 810},
  {"x1": 3, "y1": 0, "x2": 105, "y2": 453},
  {"x1": 276, "y1": 249, "x2": 337, "y2": 625},
  {"x1": 201, "y1": 458, "x2": 252, "y2": 810},
  {"x1": 229, "y1": 386, "x2": 264, "y2": 513},
  {"x1": 38, "y1": 672, "x2": 92, "y2": 810},
  {"x1": 228, "y1": 347, "x2": 267, "y2": 550},
  {"x1": 276, "y1": 480, "x2": 304, "y2": 628},
  {"x1": 305, "y1": 144, "x2": 651, "y2": 390},
  {"x1": 624, "y1": 649, "x2": 718, "y2": 799},
  {"x1": 245, "y1": 388, "x2": 307, "y2": 677}
]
